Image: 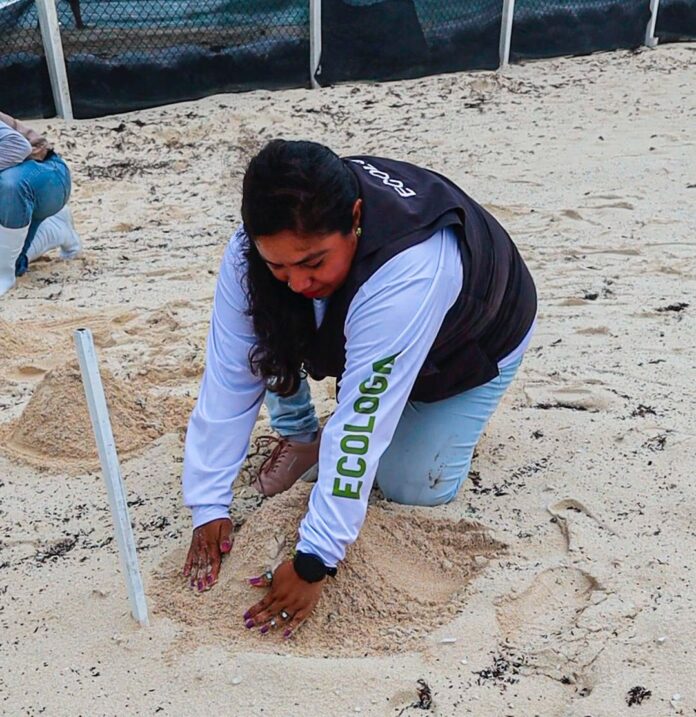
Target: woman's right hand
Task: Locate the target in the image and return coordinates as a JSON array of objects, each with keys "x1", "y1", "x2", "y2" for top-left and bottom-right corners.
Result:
[{"x1": 183, "y1": 518, "x2": 233, "y2": 591}]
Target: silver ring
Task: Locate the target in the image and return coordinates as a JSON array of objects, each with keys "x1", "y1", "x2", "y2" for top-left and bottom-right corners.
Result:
[
  {"x1": 263, "y1": 570, "x2": 273, "y2": 583},
  {"x1": 280, "y1": 610, "x2": 290, "y2": 621},
  {"x1": 270, "y1": 618, "x2": 277, "y2": 628}
]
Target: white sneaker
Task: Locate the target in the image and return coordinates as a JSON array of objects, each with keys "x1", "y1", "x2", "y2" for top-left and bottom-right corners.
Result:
[
  {"x1": 58, "y1": 206, "x2": 81, "y2": 259},
  {"x1": 27, "y1": 206, "x2": 82, "y2": 263},
  {"x1": 0, "y1": 223, "x2": 29, "y2": 296}
]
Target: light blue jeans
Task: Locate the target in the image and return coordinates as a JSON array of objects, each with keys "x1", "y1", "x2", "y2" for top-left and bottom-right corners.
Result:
[
  {"x1": 264, "y1": 356, "x2": 523, "y2": 506},
  {"x1": 265, "y1": 378, "x2": 320, "y2": 436},
  {"x1": 0, "y1": 153, "x2": 72, "y2": 276}
]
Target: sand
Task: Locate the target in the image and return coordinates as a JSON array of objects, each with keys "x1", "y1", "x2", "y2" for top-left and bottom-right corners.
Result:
[
  {"x1": 153, "y1": 482, "x2": 505, "y2": 657},
  {"x1": 1, "y1": 44, "x2": 695, "y2": 716}
]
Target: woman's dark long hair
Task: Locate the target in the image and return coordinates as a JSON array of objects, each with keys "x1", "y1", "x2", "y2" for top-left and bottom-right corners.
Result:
[{"x1": 241, "y1": 139, "x2": 359, "y2": 396}]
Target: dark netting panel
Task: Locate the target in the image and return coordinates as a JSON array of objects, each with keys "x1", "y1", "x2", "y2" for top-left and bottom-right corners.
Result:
[
  {"x1": 510, "y1": 0, "x2": 650, "y2": 60},
  {"x1": 417, "y1": 0, "x2": 502, "y2": 74},
  {"x1": 318, "y1": 0, "x2": 501, "y2": 86},
  {"x1": 53, "y1": 0, "x2": 309, "y2": 118},
  {"x1": 656, "y1": 0, "x2": 696, "y2": 41},
  {"x1": 3, "y1": 0, "x2": 693, "y2": 120},
  {"x1": 0, "y1": 0, "x2": 55, "y2": 117}
]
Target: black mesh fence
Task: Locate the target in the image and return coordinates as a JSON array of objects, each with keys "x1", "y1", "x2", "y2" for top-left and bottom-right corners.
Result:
[
  {"x1": 318, "y1": 0, "x2": 502, "y2": 85},
  {"x1": 656, "y1": 0, "x2": 696, "y2": 41},
  {"x1": 0, "y1": 0, "x2": 55, "y2": 117},
  {"x1": 317, "y1": 0, "x2": 657, "y2": 85},
  {"x1": 1, "y1": 0, "x2": 694, "y2": 120},
  {"x1": 58, "y1": 0, "x2": 308, "y2": 118},
  {"x1": 0, "y1": 0, "x2": 309, "y2": 119},
  {"x1": 510, "y1": 0, "x2": 651, "y2": 61}
]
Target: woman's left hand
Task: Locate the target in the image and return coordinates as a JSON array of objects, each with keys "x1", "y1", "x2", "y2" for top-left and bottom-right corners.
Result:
[
  {"x1": 243, "y1": 559, "x2": 324, "y2": 639},
  {"x1": 29, "y1": 136, "x2": 52, "y2": 162}
]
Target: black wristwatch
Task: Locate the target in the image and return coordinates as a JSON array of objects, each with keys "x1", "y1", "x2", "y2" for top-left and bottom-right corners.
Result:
[{"x1": 293, "y1": 551, "x2": 338, "y2": 583}]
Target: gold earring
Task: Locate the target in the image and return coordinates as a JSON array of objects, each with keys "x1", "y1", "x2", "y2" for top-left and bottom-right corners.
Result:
[{"x1": 355, "y1": 227, "x2": 362, "y2": 238}]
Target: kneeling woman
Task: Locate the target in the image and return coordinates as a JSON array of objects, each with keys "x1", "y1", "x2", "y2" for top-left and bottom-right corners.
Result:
[
  {"x1": 182, "y1": 140, "x2": 537, "y2": 637},
  {"x1": 0, "y1": 111, "x2": 81, "y2": 296}
]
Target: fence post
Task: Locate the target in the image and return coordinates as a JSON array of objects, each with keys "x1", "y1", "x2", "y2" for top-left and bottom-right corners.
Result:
[
  {"x1": 34, "y1": 0, "x2": 73, "y2": 119},
  {"x1": 645, "y1": 0, "x2": 660, "y2": 47},
  {"x1": 309, "y1": 0, "x2": 321, "y2": 88},
  {"x1": 499, "y1": 0, "x2": 516, "y2": 68}
]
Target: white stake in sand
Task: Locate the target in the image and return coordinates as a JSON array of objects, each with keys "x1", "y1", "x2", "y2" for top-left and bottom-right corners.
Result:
[{"x1": 74, "y1": 328, "x2": 149, "y2": 626}]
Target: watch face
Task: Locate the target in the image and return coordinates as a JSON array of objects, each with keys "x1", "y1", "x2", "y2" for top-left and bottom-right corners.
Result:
[{"x1": 294, "y1": 552, "x2": 326, "y2": 582}]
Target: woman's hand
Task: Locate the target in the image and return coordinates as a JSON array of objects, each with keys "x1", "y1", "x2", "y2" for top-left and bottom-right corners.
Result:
[
  {"x1": 29, "y1": 136, "x2": 52, "y2": 162},
  {"x1": 243, "y1": 560, "x2": 324, "y2": 638},
  {"x1": 183, "y1": 518, "x2": 233, "y2": 591}
]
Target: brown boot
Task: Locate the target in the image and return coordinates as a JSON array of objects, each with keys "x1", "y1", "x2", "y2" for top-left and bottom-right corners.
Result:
[{"x1": 252, "y1": 433, "x2": 320, "y2": 497}]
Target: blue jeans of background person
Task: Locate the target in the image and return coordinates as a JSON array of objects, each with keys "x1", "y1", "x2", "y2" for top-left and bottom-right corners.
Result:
[
  {"x1": 264, "y1": 356, "x2": 523, "y2": 506},
  {"x1": 0, "y1": 153, "x2": 71, "y2": 276}
]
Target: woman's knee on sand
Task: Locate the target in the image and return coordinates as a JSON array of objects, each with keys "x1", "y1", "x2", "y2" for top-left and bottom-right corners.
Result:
[{"x1": 377, "y1": 470, "x2": 462, "y2": 507}]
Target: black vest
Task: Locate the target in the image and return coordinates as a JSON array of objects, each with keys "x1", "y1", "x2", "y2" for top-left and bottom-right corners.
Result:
[{"x1": 305, "y1": 156, "x2": 537, "y2": 402}]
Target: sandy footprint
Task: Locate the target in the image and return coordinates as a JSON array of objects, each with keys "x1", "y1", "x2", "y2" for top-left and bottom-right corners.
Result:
[
  {"x1": 560, "y1": 208, "x2": 594, "y2": 222},
  {"x1": 523, "y1": 382, "x2": 619, "y2": 413},
  {"x1": 8, "y1": 365, "x2": 50, "y2": 379},
  {"x1": 547, "y1": 498, "x2": 617, "y2": 555},
  {"x1": 586, "y1": 201, "x2": 635, "y2": 210},
  {"x1": 495, "y1": 567, "x2": 605, "y2": 685},
  {"x1": 574, "y1": 325, "x2": 611, "y2": 335},
  {"x1": 496, "y1": 567, "x2": 601, "y2": 645},
  {"x1": 482, "y1": 203, "x2": 533, "y2": 222}
]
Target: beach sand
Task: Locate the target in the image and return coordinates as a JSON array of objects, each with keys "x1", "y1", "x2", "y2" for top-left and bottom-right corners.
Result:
[{"x1": 1, "y1": 43, "x2": 694, "y2": 716}]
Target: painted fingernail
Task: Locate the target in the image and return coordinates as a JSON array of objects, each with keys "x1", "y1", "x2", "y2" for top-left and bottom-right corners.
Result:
[
  {"x1": 248, "y1": 577, "x2": 263, "y2": 586},
  {"x1": 197, "y1": 579, "x2": 203, "y2": 591},
  {"x1": 283, "y1": 629, "x2": 291, "y2": 639},
  {"x1": 206, "y1": 574, "x2": 214, "y2": 585},
  {"x1": 221, "y1": 541, "x2": 231, "y2": 552},
  {"x1": 259, "y1": 625, "x2": 269, "y2": 635},
  {"x1": 245, "y1": 619, "x2": 254, "y2": 629},
  {"x1": 243, "y1": 610, "x2": 251, "y2": 620}
]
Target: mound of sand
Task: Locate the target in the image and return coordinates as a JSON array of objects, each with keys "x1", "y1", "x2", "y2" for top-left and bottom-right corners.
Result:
[
  {"x1": 0, "y1": 318, "x2": 48, "y2": 358},
  {"x1": 0, "y1": 361, "x2": 193, "y2": 471},
  {"x1": 152, "y1": 482, "x2": 505, "y2": 656}
]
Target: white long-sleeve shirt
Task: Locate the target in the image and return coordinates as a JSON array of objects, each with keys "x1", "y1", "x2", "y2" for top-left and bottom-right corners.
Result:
[
  {"x1": 183, "y1": 224, "x2": 510, "y2": 566},
  {"x1": 0, "y1": 119, "x2": 32, "y2": 171}
]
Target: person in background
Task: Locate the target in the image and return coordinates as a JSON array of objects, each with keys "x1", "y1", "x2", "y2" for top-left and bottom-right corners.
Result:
[
  {"x1": 66, "y1": 0, "x2": 84, "y2": 29},
  {"x1": 0, "y1": 111, "x2": 81, "y2": 296}
]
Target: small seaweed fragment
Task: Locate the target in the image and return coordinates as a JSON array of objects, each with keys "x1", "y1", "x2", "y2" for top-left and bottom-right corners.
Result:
[
  {"x1": 415, "y1": 679, "x2": 432, "y2": 710},
  {"x1": 396, "y1": 679, "x2": 433, "y2": 715},
  {"x1": 626, "y1": 686, "x2": 652, "y2": 706},
  {"x1": 655, "y1": 303, "x2": 688, "y2": 313}
]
